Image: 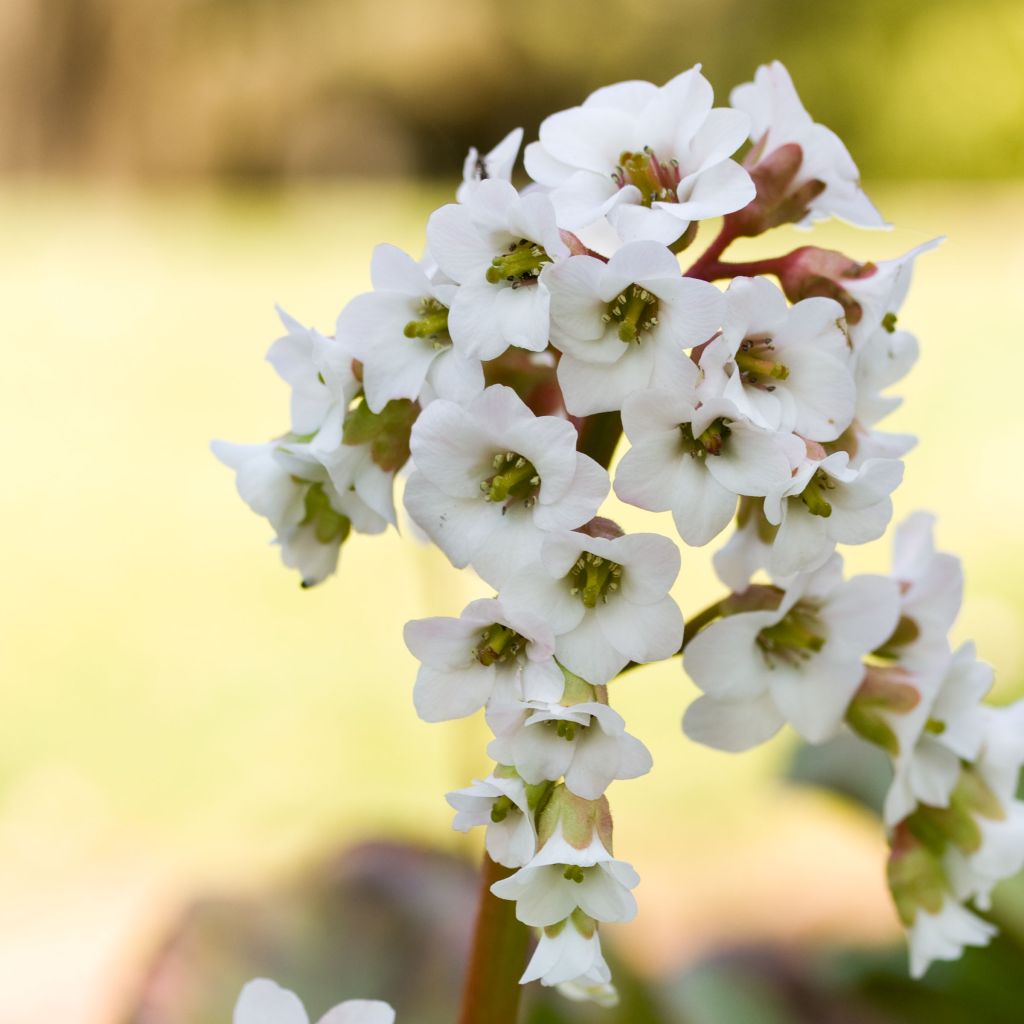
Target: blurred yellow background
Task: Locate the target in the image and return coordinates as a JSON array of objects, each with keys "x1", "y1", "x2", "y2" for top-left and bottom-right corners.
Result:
[{"x1": 2, "y1": 1, "x2": 1024, "y2": 1022}]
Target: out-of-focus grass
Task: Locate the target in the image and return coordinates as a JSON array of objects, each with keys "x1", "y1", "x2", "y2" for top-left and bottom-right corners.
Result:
[{"x1": 1, "y1": 182, "x2": 1023, "y2": 1019}]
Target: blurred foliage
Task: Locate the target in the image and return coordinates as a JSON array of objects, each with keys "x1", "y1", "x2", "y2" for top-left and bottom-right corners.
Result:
[
  {"x1": 1, "y1": 0, "x2": 1022, "y2": 181},
  {"x1": 127, "y1": 840, "x2": 1024, "y2": 1024}
]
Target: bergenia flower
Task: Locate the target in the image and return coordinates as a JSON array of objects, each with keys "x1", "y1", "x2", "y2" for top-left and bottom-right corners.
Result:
[
  {"x1": 234, "y1": 979, "x2": 394, "y2": 1024},
  {"x1": 525, "y1": 65, "x2": 754, "y2": 245},
  {"x1": 545, "y1": 240, "x2": 724, "y2": 414},
  {"x1": 403, "y1": 385, "x2": 608, "y2": 587},
  {"x1": 266, "y1": 307, "x2": 359, "y2": 453},
  {"x1": 487, "y1": 699, "x2": 653, "y2": 800},
  {"x1": 698, "y1": 276, "x2": 855, "y2": 442},
  {"x1": 491, "y1": 818, "x2": 639, "y2": 926},
  {"x1": 520, "y1": 910, "x2": 613, "y2": 989},
  {"x1": 907, "y1": 899, "x2": 997, "y2": 980},
  {"x1": 500, "y1": 530, "x2": 683, "y2": 685},
  {"x1": 730, "y1": 60, "x2": 886, "y2": 229},
  {"x1": 684, "y1": 555, "x2": 900, "y2": 750},
  {"x1": 336, "y1": 244, "x2": 483, "y2": 413},
  {"x1": 447, "y1": 769, "x2": 538, "y2": 868},
  {"x1": 762, "y1": 449, "x2": 904, "y2": 578},
  {"x1": 404, "y1": 597, "x2": 564, "y2": 722},
  {"x1": 211, "y1": 441, "x2": 386, "y2": 588},
  {"x1": 615, "y1": 358, "x2": 801, "y2": 546},
  {"x1": 426, "y1": 179, "x2": 568, "y2": 359}
]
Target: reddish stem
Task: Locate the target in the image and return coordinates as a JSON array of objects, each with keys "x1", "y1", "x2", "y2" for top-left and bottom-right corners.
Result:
[{"x1": 457, "y1": 854, "x2": 531, "y2": 1024}]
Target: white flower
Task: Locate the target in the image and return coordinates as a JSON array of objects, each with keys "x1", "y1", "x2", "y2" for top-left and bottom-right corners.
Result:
[
  {"x1": 615, "y1": 358, "x2": 801, "y2": 546},
  {"x1": 730, "y1": 60, "x2": 885, "y2": 229},
  {"x1": 211, "y1": 441, "x2": 386, "y2": 587},
  {"x1": 557, "y1": 977, "x2": 619, "y2": 1007},
  {"x1": 519, "y1": 912, "x2": 612, "y2": 988},
  {"x1": 458, "y1": 127, "x2": 524, "y2": 202},
  {"x1": 335, "y1": 244, "x2": 483, "y2": 413},
  {"x1": 684, "y1": 555, "x2": 900, "y2": 751},
  {"x1": 491, "y1": 822, "x2": 639, "y2": 926},
  {"x1": 843, "y1": 239, "x2": 942, "y2": 345},
  {"x1": 487, "y1": 699, "x2": 652, "y2": 800},
  {"x1": 234, "y1": 979, "x2": 394, "y2": 1024},
  {"x1": 404, "y1": 597, "x2": 564, "y2": 722},
  {"x1": 889, "y1": 512, "x2": 964, "y2": 668},
  {"x1": 446, "y1": 770, "x2": 538, "y2": 868},
  {"x1": 500, "y1": 531, "x2": 683, "y2": 685},
  {"x1": 853, "y1": 324, "x2": 918, "y2": 427},
  {"x1": 403, "y1": 386, "x2": 609, "y2": 587},
  {"x1": 266, "y1": 308, "x2": 359, "y2": 453},
  {"x1": 944, "y1": 701, "x2": 1024, "y2": 910},
  {"x1": 525, "y1": 66, "x2": 754, "y2": 245},
  {"x1": 426, "y1": 179, "x2": 569, "y2": 359},
  {"x1": 545, "y1": 240, "x2": 724, "y2": 415},
  {"x1": 762, "y1": 450, "x2": 904, "y2": 578},
  {"x1": 883, "y1": 644, "x2": 993, "y2": 826},
  {"x1": 907, "y1": 898, "x2": 996, "y2": 979},
  {"x1": 698, "y1": 276, "x2": 855, "y2": 442}
]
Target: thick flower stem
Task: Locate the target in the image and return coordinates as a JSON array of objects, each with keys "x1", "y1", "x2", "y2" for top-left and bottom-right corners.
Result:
[{"x1": 457, "y1": 853, "x2": 531, "y2": 1024}]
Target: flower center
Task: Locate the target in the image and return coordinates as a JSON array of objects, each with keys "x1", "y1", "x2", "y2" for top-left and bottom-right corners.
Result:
[
  {"x1": 679, "y1": 417, "x2": 731, "y2": 458},
  {"x1": 603, "y1": 283, "x2": 660, "y2": 343},
  {"x1": 475, "y1": 623, "x2": 527, "y2": 666},
  {"x1": 489, "y1": 795, "x2": 516, "y2": 822},
  {"x1": 485, "y1": 238, "x2": 551, "y2": 286},
  {"x1": 796, "y1": 468, "x2": 835, "y2": 518},
  {"x1": 480, "y1": 451, "x2": 540, "y2": 506},
  {"x1": 756, "y1": 601, "x2": 825, "y2": 666},
  {"x1": 562, "y1": 865, "x2": 587, "y2": 883},
  {"x1": 567, "y1": 551, "x2": 623, "y2": 608},
  {"x1": 403, "y1": 297, "x2": 451, "y2": 349},
  {"x1": 298, "y1": 481, "x2": 351, "y2": 544},
  {"x1": 613, "y1": 147, "x2": 682, "y2": 206},
  {"x1": 735, "y1": 336, "x2": 788, "y2": 391}
]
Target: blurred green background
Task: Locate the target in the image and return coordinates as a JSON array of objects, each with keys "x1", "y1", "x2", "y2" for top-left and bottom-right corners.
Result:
[{"x1": 2, "y1": 1, "x2": 1024, "y2": 1022}]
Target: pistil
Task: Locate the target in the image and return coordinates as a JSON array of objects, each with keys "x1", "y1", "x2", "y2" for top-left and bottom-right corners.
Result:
[
  {"x1": 567, "y1": 551, "x2": 623, "y2": 608},
  {"x1": 486, "y1": 238, "x2": 551, "y2": 285},
  {"x1": 403, "y1": 297, "x2": 450, "y2": 342}
]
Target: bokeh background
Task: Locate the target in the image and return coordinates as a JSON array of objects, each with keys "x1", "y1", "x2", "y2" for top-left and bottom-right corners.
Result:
[{"x1": 3, "y1": 1, "x2": 1024, "y2": 1021}]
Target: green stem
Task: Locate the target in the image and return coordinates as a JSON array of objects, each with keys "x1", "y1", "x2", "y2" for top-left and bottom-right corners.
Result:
[
  {"x1": 457, "y1": 854, "x2": 530, "y2": 1024},
  {"x1": 681, "y1": 598, "x2": 727, "y2": 649}
]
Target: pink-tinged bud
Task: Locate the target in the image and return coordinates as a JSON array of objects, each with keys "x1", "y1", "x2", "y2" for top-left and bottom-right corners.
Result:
[
  {"x1": 559, "y1": 229, "x2": 607, "y2": 260},
  {"x1": 846, "y1": 665, "x2": 920, "y2": 756},
  {"x1": 342, "y1": 397, "x2": 418, "y2": 471},
  {"x1": 350, "y1": 357, "x2": 364, "y2": 383},
  {"x1": 775, "y1": 246, "x2": 877, "y2": 324},
  {"x1": 576, "y1": 516, "x2": 625, "y2": 540},
  {"x1": 727, "y1": 143, "x2": 824, "y2": 237}
]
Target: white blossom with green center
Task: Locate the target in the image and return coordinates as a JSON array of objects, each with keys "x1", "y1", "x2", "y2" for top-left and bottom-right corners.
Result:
[
  {"x1": 405, "y1": 596, "x2": 564, "y2": 722},
  {"x1": 211, "y1": 440, "x2": 387, "y2": 589},
  {"x1": 698, "y1": 275, "x2": 856, "y2": 442},
  {"x1": 763, "y1": 449, "x2": 904, "y2": 578},
  {"x1": 501, "y1": 530, "x2": 682, "y2": 686},
  {"x1": 426, "y1": 178, "x2": 568, "y2": 360},
  {"x1": 525, "y1": 65, "x2": 754, "y2": 244},
  {"x1": 404, "y1": 385, "x2": 609, "y2": 588},
  {"x1": 546, "y1": 240, "x2": 724, "y2": 415},
  {"x1": 684, "y1": 553, "x2": 901, "y2": 750},
  {"x1": 615, "y1": 358, "x2": 802, "y2": 546},
  {"x1": 336, "y1": 243, "x2": 483, "y2": 414}
]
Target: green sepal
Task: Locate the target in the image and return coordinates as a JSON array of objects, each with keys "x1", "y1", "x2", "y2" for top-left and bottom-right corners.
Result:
[
  {"x1": 888, "y1": 824, "x2": 947, "y2": 926},
  {"x1": 342, "y1": 397, "x2": 418, "y2": 471},
  {"x1": 559, "y1": 664, "x2": 597, "y2": 706}
]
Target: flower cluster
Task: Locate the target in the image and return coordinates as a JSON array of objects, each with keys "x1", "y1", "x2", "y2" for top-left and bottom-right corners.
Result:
[{"x1": 216, "y1": 59, "x2": 1022, "y2": 1006}]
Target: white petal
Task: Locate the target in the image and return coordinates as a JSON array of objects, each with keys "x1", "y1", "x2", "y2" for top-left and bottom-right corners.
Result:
[
  {"x1": 234, "y1": 980, "x2": 309, "y2": 1024},
  {"x1": 683, "y1": 693, "x2": 786, "y2": 752}
]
